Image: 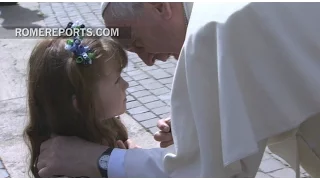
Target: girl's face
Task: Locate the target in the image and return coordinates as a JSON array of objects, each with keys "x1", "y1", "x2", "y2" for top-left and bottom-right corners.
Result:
[{"x1": 94, "y1": 58, "x2": 129, "y2": 120}]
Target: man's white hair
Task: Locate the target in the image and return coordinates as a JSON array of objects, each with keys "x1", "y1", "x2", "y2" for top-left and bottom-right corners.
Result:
[{"x1": 103, "y1": 2, "x2": 144, "y2": 20}]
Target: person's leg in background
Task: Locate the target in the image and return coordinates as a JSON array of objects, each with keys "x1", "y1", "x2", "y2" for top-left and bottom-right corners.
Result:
[
  {"x1": 232, "y1": 139, "x2": 268, "y2": 178},
  {"x1": 268, "y1": 113, "x2": 320, "y2": 178}
]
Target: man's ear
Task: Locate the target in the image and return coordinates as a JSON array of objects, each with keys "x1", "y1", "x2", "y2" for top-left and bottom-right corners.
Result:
[
  {"x1": 72, "y1": 95, "x2": 79, "y2": 112},
  {"x1": 149, "y1": 2, "x2": 172, "y2": 20}
]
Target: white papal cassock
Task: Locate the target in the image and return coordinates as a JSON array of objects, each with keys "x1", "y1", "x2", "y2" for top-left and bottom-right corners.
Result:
[{"x1": 101, "y1": 2, "x2": 320, "y2": 177}]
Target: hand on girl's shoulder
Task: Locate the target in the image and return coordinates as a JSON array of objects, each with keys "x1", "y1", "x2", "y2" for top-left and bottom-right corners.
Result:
[{"x1": 116, "y1": 139, "x2": 141, "y2": 149}]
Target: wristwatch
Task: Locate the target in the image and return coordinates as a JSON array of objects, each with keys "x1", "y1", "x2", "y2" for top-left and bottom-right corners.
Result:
[{"x1": 97, "y1": 148, "x2": 114, "y2": 178}]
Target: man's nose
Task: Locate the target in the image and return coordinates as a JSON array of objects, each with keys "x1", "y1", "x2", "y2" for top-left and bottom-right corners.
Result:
[
  {"x1": 137, "y1": 53, "x2": 154, "y2": 66},
  {"x1": 127, "y1": 48, "x2": 150, "y2": 64}
]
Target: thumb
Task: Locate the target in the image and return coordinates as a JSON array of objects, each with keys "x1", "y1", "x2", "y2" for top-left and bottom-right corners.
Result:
[
  {"x1": 124, "y1": 139, "x2": 135, "y2": 149},
  {"x1": 125, "y1": 139, "x2": 140, "y2": 149},
  {"x1": 116, "y1": 140, "x2": 127, "y2": 149}
]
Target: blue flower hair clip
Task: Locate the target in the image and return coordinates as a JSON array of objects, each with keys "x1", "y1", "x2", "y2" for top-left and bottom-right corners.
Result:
[{"x1": 64, "y1": 21, "x2": 95, "y2": 65}]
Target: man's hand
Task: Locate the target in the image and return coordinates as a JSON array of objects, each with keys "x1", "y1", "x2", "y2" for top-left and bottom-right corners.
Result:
[
  {"x1": 116, "y1": 139, "x2": 141, "y2": 149},
  {"x1": 153, "y1": 117, "x2": 174, "y2": 148},
  {"x1": 37, "y1": 136, "x2": 108, "y2": 178}
]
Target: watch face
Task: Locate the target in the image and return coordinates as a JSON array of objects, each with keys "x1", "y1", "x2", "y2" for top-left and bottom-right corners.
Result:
[{"x1": 99, "y1": 155, "x2": 110, "y2": 170}]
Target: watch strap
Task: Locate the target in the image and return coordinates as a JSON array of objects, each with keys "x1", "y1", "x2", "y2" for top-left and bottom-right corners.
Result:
[{"x1": 98, "y1": 147, "x2": 114, "y2": 178}]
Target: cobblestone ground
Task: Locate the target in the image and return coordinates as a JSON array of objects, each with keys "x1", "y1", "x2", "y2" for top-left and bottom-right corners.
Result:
[{"x1": 0, "y1": 2, "x2": 308, "y2": 178}]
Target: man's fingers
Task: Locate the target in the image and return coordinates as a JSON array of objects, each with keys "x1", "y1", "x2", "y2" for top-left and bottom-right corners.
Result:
[
  {"x1": 160, "y1": 140, "x2": 174, "y2": 148},
  {"x1": 125, "y1": 139, "x2": 140, "y2": 149},
  {"x1": 154, "y1": 131, "x2": 173, "y2": 142},
  {"x1": 165, "y1": 118, "x2": 171, "y2": 127},
  {"x1": 116, "y1": 140, "x2": 127, "y2": 149},
  {"x1": 124, "y1": 139, "x2": 134, "y2": 149},
  {"x1": 157, "y1": 119, "x2": 171, "y2": 132}
]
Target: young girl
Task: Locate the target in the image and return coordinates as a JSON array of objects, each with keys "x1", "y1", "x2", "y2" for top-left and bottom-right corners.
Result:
[{"x1": 23, "y1": 33, "x2": 131, "y2": 177}]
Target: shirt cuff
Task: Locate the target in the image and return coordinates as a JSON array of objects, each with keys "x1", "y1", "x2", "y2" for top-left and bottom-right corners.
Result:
[{"x1": 108, "y1": 148, "x2": 127, "y2": 178}]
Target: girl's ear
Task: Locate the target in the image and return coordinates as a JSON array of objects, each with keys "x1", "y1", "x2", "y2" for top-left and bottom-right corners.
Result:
[{"x1": 72, "y1": 95, "x2": 79, "y2": 112}]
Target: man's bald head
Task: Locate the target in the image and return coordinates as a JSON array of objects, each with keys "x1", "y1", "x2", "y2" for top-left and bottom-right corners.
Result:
[
  {"x1": 102, "y1": 2, "x2": 143, "y2": 22},
  {"x1": 101, "y1": 2, "x2": 187, "y2": 66}
]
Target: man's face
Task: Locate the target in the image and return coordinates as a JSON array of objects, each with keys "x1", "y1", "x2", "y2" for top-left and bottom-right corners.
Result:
[{"x1": 104, "y1": 3, "x2": 183, "y2": 66}]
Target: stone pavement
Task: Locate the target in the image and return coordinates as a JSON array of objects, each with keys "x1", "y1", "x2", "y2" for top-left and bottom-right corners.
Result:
[
  {"x1": 0, "y1": 3, "x2": 45, "y2": 178},
  {"x1": 0, "y1": 2, "x2": 310, "y2": 178}
]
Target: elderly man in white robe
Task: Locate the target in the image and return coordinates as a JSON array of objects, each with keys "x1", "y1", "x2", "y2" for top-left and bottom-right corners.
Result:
[{"x1": 36, "y1": 2, "x2": 320, "y2": 178}]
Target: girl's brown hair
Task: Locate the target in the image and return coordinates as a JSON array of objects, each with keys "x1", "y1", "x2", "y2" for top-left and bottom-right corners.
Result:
[{"x1": 23, "y1": 37, "x2": 129, "y2": 177}]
